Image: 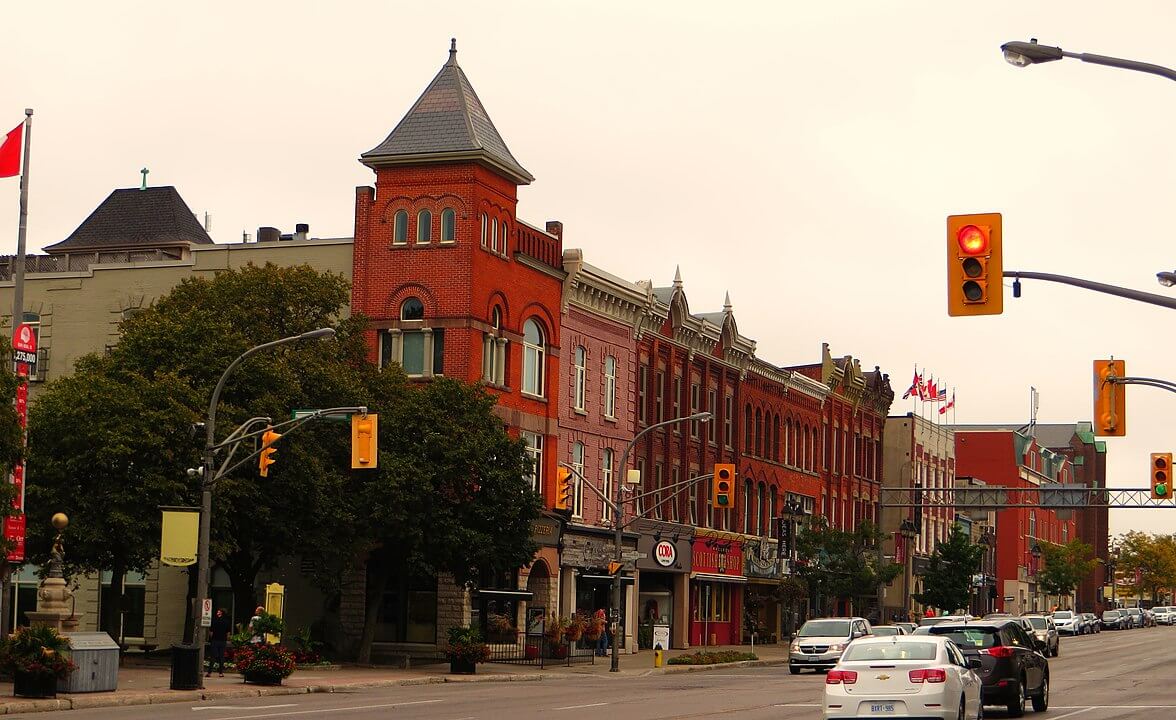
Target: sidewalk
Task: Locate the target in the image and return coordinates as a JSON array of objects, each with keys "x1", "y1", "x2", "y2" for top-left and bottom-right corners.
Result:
[{"x1": 0, "y1": 644, "x2": 791, "y2": 714}]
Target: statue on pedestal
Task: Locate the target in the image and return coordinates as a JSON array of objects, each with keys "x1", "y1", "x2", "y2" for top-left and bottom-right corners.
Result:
[{"x1": 26, "y1": 513, "x2": 81, "y2": 634}]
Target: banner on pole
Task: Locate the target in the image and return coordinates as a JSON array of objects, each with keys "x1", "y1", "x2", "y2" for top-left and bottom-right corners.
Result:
[{"x1": 160, "y1": 509, "x2": 200, "y2": 566}]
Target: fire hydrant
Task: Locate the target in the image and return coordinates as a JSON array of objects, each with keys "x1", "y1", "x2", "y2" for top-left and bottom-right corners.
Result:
[{"x1": 654, "y1": 648, "x2": 664, "y2": 668}]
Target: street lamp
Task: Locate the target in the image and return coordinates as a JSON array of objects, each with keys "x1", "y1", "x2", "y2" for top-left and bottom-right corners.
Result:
[
  {"x1": 1030, "y1": 543, "x2": 1043, "y2": 612},
  {"x1": 610, "y1": 411, "x2": 711, "y2": 672},
  {"x1": 978, "y1": 530, "x2": 995, "y2": 614},
  {"x1": 1001, "y1": 39, "x2": 1176, "y2": 82},
  {"x1": 1156, "y1": 271, "x2": 1176, "y2": 288},
  {"x1": 191, "y1": 327, "x2": 335, "y2": 687},
  {"x1": 898, "y1": 519, "x2": 918, "y2": 621}
]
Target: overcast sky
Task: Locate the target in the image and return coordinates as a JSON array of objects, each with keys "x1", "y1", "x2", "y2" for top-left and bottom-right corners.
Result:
[{"x1": 3, "y1": 1, "x2": 1173, "y2": 535}]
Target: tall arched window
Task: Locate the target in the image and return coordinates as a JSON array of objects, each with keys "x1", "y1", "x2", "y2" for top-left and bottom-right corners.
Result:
[
  {"x1": 743, "y1": 479, "x2": 753, "y2": 533},
  {"x1": 522, "y1": 318, "x2": 545, "y2": 397},
  {"x1": 743, "y1": 405, "x2": 753, "y2": 449},
  {"x1": 773, "y1": 415, "x2": 781, "y2": 461},
  {"x1": 441, "y1": 208, "x2": 456, "y2": 242},
  {"x1": 573, "y1": 346, "x2": 587, "y2": 411},
  {"x1": 755, "y1": 408, "x2": 763, "y2": 457},
  {"x1": 393, "y1": 210, "x2": 408, "y2": 245},
  {"x1": 482, "y1": 306, "x2": 506, "y2": 385},
  {"x1": 757, "y1": 483, "x2": 767, "y2": 536},
  {"x1": 604, "y1": 356, "x2": 617, "y2": 419},
  {"x1": 601, "y1": 448, "x2": 614, "y2": 523},
  {"x1": 491, "y1": 220, "x2": 499, "y2": 253},
  {"x1": 785, "y1": 419, "x2": 793, "y2": 465},
  {"x1": 416, "y1": 210, "x2": 432, "y2": 243},
  {"x1": 571, "y1": 442, "x2": 585, "y2": 519},
  {"x1": 480, "y1": 213, "x2": 489, "y2": 247},
  {"x1": 769, "y1": 486, "x2": 778, "y2": 537},
  {"x1": 500, "y1": 221, "x2": 508, "y2": 253}
]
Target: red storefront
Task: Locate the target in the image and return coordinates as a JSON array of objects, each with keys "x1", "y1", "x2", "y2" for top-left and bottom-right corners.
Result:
[{"x1": 689, "y1": 534, "x2": 746, "y2": 646}]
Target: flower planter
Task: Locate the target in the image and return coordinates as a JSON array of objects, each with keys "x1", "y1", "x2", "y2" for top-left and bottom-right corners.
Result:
[
  {"x1": 449, "y1": 658, "x2": 477, "y2": 674},
  {"x1": 243, "y1": 670, "x2": 284, "y2": 686},
  {"x1": 13, "y1": 670, "x2": 58, "y2": 698}
]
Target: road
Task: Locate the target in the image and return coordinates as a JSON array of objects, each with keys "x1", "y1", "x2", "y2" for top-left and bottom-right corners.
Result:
[{"x1": 13, "y1": 628, "x2": 1176, "y2": 719}]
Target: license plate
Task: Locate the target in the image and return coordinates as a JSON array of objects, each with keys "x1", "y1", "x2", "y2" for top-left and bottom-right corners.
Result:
[
  {"x1": 870, "y1": 703, "x2": 896, "y2": 714},
  {"x1": 809, "y1": 656, "x2": 819, "y2": 661}
]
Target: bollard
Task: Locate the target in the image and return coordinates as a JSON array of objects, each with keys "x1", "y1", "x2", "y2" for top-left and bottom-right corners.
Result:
[{"x1": 654, "y1": 648, "x2": 664, "y2": 668}]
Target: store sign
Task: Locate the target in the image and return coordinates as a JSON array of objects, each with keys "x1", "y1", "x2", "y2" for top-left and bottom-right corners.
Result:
[
  {"x1": 692, "y1": 536, "x2": 743, "y2": 578},
  {"x1": 654, "y1": 540, "x2": 676, "y2": 567},
  {"x1": 744, "y1": 539, "x2": 781, "y2": 579}
]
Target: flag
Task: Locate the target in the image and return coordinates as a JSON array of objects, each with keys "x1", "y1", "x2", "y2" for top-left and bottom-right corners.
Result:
[
  {"x1": 925, "y1": 376, "x2": 938, "y2": 402},
  {"x1": 0, "y1": 122, "x2": 21, "y2": 178},
  {"x1": 938, "y1": 390, "x2": 956, "y2": 415},
  {"x1": 901, "y1": 368, "x2": 922, "y2": 399}
]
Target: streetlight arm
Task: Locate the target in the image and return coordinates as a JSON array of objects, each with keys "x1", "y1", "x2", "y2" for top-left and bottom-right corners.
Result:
[
  {"x1": 617, "y1": 474, "x2": 714, "y2": 533},
  {"x1": 1066, "y1": 50, "x2": 1176, "y2": 82},
  {"x1": 1005, "y1": 270, "x2": 1176, "y2": 311}
]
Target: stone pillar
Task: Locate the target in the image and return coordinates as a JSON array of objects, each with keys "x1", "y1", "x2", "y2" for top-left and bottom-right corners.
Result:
[
  {"x1": 673, "y1": 573, "x2": 690, "y2": 649},
  {"x1": 435, "y1": 572, "x2": 470, "y2": 643},
  {"x1": 421, "y1": 328, "x2": 434, "y2": 378},
  {"x1": 495, "y1": 338, "x2": 507, "y2": 386}
]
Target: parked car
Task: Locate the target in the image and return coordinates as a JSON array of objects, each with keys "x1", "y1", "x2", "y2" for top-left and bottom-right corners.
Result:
[
  {"x1": 790, "y1": 617, "x2": 872, "y2": 675},
  {"x1": 870, "y1": 625, "x2": 907, "y2": 637},
  {"x1": 1154, "y1": 606, "x2": 1174, "y2": 625},
  {"x1": 1022, "y1": 615, "x2": 1059, "y2": 657},
  {"x1": 823, "y1": 635, "x2": 982, "y2": 720},
  {"x1": 896, "y1": 622, "x2": 918, "y2": 635},
  {"x1": 1051, "y1": 610, "x2": 1079, "y2": 635},
  {"x1": 1101, "y1": 609, "x2": 1127, "y2": 630},
  {"x1": 1080, "y1": 612, "x2": 1101, "y2": 634},
  {"x1": 1125, "y1": 607, "x2": 1145, "y2": 628},
  {"x1": 926, "y1": 619, "x2": 1049, "y2": 716},
  {"x1": 919, "y1": 614, "x2": 974, "y2": 627}
]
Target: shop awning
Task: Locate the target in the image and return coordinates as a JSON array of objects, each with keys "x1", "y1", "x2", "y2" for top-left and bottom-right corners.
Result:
[
  {"x1": 690, "y1": 572, "x2": 748, "y2": 583},
  {"x1": 472, "y1": 589, "x2": 534, "y2": 599},
  {"x1": 579, "y1": 574, "x2": 635, "y2": 584}
]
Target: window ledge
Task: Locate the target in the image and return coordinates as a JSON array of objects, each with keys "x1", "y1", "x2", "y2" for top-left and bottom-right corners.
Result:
[
  {"x1": 521, "y1": 391, "x2": 547, "y2": 402},
  {"x1": 574, "y1": 408, "x2": 588, "y2": 417},
  {"x1": 603, "y1": 415, "x2": 617, "y2": 424},
  {"x1": 439, "y1": 240, "x2": 457, "y2": 246}
]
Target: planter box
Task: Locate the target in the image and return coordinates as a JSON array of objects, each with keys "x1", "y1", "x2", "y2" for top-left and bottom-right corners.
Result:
[
  {"x1": 242, "y1": 671, "x2": 283, "y2": 686},
  {"x1": 449, "y1": 658, "x2": 476, "y2": 674},
  {"x1": 14, "y1": 670, "x2": 58, "y2": 698}
]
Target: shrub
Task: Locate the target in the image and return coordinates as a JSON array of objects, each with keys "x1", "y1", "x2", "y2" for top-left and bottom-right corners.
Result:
[
  {"x1": 234, "y1": 643, "x2": 296, "y2": 682},
  {"x1": 249, "y1": 611, "x2": 285, "y2": 639},
  {"x1": 445, "y1": 626, "x2": 490, "y2": 665},
  {"x1": 0, "y1": 626, "x2": 77, "y2": 679},
  {"x1": 666, "y1": 650, "x2": 758, "y2": 666}
]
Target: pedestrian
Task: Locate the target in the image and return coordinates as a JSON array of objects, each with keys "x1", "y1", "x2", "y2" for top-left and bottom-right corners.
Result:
[
  {"x1": 596, "y1": 621, "x2": 610, "y2": 656},
  {"x1": 207, "y1": 608, "x2": 232, "y2": 677},
  {"x1": 249, "y1": 605, "x2": 266, "y2": 644}
]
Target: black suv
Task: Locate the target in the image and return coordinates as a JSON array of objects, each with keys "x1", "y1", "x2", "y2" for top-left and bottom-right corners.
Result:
[{"x1": 927, "y1": 619, "x2": 1049, "y2": 717}]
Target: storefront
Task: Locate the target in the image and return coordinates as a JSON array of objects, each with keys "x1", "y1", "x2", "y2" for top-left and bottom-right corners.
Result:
[
  {"x1": 689, "y1": 532, "x2": 746, "y2": 647},
  {"x1": 559, "y1": 524, "x2": 638, "y2": 651},
  {"x1": 634, "y1": 520, "x2": 693, "y2": 649},
  {"x1": 743, "y1": 537, "x2": 783, "y2": 643}
]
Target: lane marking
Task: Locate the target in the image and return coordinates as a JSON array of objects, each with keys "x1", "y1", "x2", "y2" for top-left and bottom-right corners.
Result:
[
  {"x1": 1049, "y1": 709, "x2": 1095, "y2": 720},
  {"x1": 553, "y1": 702, "x2": 609, "y2": 710},
  {"x1": 201, "y1": 699, "x2": 444, "y2": 720},
  {"x1": 194, "y1": 706, "x2": 297, "y2": 712},
  {"x1": 774, "y1": 704, "x2": 820, "y2": 707}
]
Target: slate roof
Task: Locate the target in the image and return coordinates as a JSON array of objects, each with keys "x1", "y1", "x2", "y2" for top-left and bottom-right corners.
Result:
[
  {"x1": 361, "y1": 41, "x2": 533, "y2": 185},
  {"x1": 43, "y1": 186, "x2": 212, "y2": 253}
]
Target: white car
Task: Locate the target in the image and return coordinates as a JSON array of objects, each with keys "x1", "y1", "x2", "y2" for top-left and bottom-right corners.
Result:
[
  {"x1": 1052, "y1": 610, "x2": 1079, "y2": 635},
  {"x1": 1155, "y1": 606, "x2": 1174, "y2": 625},
  {"x1": 823, "y1": 635, "x2": 982, "y2": 720}
]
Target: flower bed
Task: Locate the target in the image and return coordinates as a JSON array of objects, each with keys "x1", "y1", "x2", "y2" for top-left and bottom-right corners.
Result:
[
  {"x1": 666, "y1": 650, "x2": 758, "y2": 665},
  {"x1": 234, "y1": 643, "x2": 296, "y2": 685}
]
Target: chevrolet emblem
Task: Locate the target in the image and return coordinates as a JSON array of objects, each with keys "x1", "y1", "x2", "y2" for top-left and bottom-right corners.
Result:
[{"x1": 876, "y1": 674, "x2": 891, "y2": 680}]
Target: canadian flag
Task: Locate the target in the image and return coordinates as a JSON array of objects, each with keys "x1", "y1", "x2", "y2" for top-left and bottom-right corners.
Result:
[
  {"x1": 0, "y1": 122, "x2": 22, "y2": 178},
  {"x1": 939, "y1": 391, "x2": 956, "y2": 415},
  {"x1": 925, "y1": 377, "x2": 938, "y2": 402}
]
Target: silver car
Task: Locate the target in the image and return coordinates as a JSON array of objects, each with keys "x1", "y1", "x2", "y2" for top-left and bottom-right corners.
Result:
[
  {"x1": 789, "y1": 617, "x2": 871, "y2": 674},
  {"x1": 1023, "y1": 614, "x2": 1060, "y2": 656}
]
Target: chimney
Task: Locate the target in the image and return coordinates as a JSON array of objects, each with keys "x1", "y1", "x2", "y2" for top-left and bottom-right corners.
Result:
[
  {"x1": 295, "y1": 223, "x2": 309, "y2": 242},
  {"x1": 545, "y1": 220, "x2": 563, "y2": 241},
  {"x1": 257, "y1": 226, "x2": 281, "y2": 243}
]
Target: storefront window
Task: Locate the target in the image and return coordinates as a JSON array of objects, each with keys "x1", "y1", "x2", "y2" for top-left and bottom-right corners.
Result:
[
  {"x1": 691, "y1": 582, "x2": 732, "y2": 622},
  {"x1": 7, "y1": 565, "x2": 40, "y2": 630},
  {"x1": 371, "y1": 567, "x2": 437, "y2": 644},
  {"x1": 99, "y1": 570, "x2": 147, "y2": 639}
]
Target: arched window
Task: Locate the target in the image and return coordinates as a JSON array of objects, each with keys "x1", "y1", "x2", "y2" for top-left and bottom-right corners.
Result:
[
  {"x1": 393, "y1": 210, "x2": 408, "y2": 245},
  {"x1": 744, "y1": 405, "x2": 753, "y2": 449},
  {"x1": 416, "y1": 210, "x2": 432, "y2": 243},
  {"x1": 743, "y1": 478, "x2": 753, "y2": 533},
  {"x1": 573, "y1": 346, "x2": 587, "y2": 411},
  {"x1": 482, "y1": 306, "x2": 506, "y2": 385},
  {"x1": 601, "y1": 448, "x2": 614, "y2": 523},
  {"x1": 757, "y1": 483, "x2": 767, "y2": 536},
  {"x1": 773, "y1": 415, "x2": 781, "y2": 461},
  {"x1": 401, "y1": 298, "x2": 424, "y2": 320},
  {"x1": 500, "y1": 221, "x2": 508, "y2": 253},
  {"x1": 522, "y1": 318, "x2": 545, "y2": 397},
  {"x1": 441, "y1": 208, "x2": 456, "y2": 243},
  {"x1": 604, "y1": 356, "x2": 617, "y2": 419},
  {"x1": 571, "y1": 442, "x2": 585, "y2": 519},
  {"x1": 785, "y1": 419, "x2": 793, "y2": 465},
  {"x1": 811, "y1": 428, "x2": 819, "y2": 471},
  {"x1": 755, "y1": 408, "x2": 763, "y2": 457},
  {"x1": 379, "y1": 297, "x2": 443, "y2": 377},
  {"x1": 480, "y1": 213, "x2": 489, "y2": 247},
  {"x1": 769, "y1": 486, "x2": 778, "y2": 537},
  {"x1": 491, "y1": 220, "x2": 499, "y2": 253}
]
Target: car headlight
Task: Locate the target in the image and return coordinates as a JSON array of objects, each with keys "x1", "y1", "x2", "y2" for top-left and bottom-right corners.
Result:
[
  {"x1": 790, "y1": 642, "x2": 800, "y2": 652},
  {"x1": 828, "y1": 643, "x2": 846, "y2": 652}
]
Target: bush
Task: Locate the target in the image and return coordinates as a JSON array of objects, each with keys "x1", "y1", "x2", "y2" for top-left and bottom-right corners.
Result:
[
  {"x1": 0, "y1": 626, "x2": 76, "y2": 679},
  {"x1": 234, "y1": 643, "x2": 296, "y2": 682},
  {"x1": 666, "y1": 650, "x2": 758, "y2": 666},
  {"x1": 250, "y1": 611, "x2": 285, "y2": 639},
  {"x1": 445, "y1": 626, "x2": 490, "y2": 665}
]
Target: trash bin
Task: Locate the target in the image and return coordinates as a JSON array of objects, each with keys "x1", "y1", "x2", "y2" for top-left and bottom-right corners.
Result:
[
  {"x1": 58, "y1": 632, "x2": 120, "y2": 693},
  {"x1": 170, "y1": 644, "x2": 201, "y2": 690}
]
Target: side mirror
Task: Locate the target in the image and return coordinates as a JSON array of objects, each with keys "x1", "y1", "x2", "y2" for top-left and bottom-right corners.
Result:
[
  {"x1": 852, "y1": 631, "x2": 864, "y2": 639},
  {"x1": 967, "y1": 657, "x2": 983, "y2": 670}
]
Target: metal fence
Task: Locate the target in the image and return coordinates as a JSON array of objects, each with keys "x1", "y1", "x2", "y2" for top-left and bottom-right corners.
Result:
[{"x1": 484, "y1": 616, "x2": 596, "y2": 667}]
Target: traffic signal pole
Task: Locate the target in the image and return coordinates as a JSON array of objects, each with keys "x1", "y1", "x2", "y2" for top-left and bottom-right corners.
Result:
[{"x1": 1005, "y1": 270, "x2": 1176, "y2": 311}]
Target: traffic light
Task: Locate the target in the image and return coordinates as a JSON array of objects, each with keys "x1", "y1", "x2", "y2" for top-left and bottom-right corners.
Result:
[
  {"x1": 555, "y1": 466, "x2": 573, "y2": 511},
  {"x1": 258, "y1": 427, "x2": 281, "y2": 477},
  {"x1": 1151, "y1": 453, "x2": 1172, "y2": 501},
  {"x1": 351, "y1": 414, "x2": 379, "y2": 469},
  {"x1": 713, "y1": 464, "x2": 735, "y2": 508},
  {"x1": 947, "y1": 213, "x2": 1003, "y2": 316},
  {"x1": 1093, "y1": 359, "x2": 1126, "y2": 437}
]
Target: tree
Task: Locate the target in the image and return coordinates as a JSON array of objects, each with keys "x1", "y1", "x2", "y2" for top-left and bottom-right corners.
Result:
[
  {"x1": 795, "y1": 517, "x2": 901, "y2": 616},
  {"x1": 1037, "y1": 539, "x2": 1100, "y2": 605},
  {"x1": 347, "y1": 378, "x2": 542, "y2": 663},
  {"x1": 912, "y1": 524, "x2": 983, "y2": 614},
  {"x1": 1116, "y1": 531, "x2": 1176, "y2": 602}
]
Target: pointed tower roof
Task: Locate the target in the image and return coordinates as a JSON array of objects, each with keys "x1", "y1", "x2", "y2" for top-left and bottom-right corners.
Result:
[{"x1": 361, "y1": 39, "x2": 534, "y2": 185}]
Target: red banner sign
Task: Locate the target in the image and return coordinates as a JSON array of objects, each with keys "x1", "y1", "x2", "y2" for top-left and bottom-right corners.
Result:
[
  {"x1": 895, "y1": 532, "x2": 906, "y2": 565},
  {"x1": 691, "y1": 536, "x2": 743, "y2": 577},
  {"x1": 5, "y1": 377, "x2": 28, "y2": 561}
]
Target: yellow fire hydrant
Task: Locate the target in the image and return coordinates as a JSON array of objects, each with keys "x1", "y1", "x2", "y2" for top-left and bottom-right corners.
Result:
[{"x1": 654, "y1": 648, "x2": 664, "y2": 668}]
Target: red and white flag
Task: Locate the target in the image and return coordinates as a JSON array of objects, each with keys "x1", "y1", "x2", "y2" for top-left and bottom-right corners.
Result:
[
  {"x1": 901, "y1": 368, "x2": 922, "y2": 399},
  {"x1": 938, "y1": 390, "x2": 956, "y2": 415},
  {"x1": 0, "y1": 122, "x2": 21, "y2": 178},
  {"x1": 925, "y1": 376, "x2": 938, "y2": 402}
]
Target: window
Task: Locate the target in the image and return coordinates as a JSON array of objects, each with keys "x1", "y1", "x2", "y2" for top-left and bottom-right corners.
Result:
[
  {"x1": 773, "y1": 416, "x2": 780, "y2": 461},
  {"x1": 401, "y1": 298, "x2": 424, "y2": 320},
  {"x1": 1029, "y1": 511, "x2": 1037, "y2": 540},
  {"x1": 707, "y1": 389, "x2": 717, "y2": 444},
  {"x1": 393, "y1": 210, "x2": 408, "y2": 244},
  {"x1": 601, "y1": 448, "x2": 614, "y2": 524},
  {"x1": 655, "y1": 371, "x2": 665, "y2": 423},
  {"x1": 491, "y1": 219, "x2": 499, "y2": 253},
  {"x1": 638, "y1": 366, "x2": 648, "y2": 424},
  {"x1": 769, "y1": 486, "x2": 778, "y2": 537},
  {"x1": 635, "y1": 459, "x2": 646, "y2": 517},
  {"x1": 724, "y1": 395, "x2": 734, "y2": 447},
  {"x1": 7, "y1": 565, "x2": 39, "y2": 629},
  {"x1": 480, "y1": 213, "x2": 489, "y2": 247},
  {"x1": 522, "y1": 431, "x2": 543, "y2": 493},
  {"x1": 743, "y1": 405, "x2": 752, "y2": 449},
  {"x1": 379, "y1": 299, "x2": 442, "y2": 377},
  {"x1": 670, "y1": 466, "x2": 680, "y2": 522},
  {"x1": 372, "y1": 567, "x2": 437, "y2": 644},
  {"x1": 441, "y1": 208, "x2": 456, "y2": 242},
  {"x1": 672, "y1": 377, "x2": 681, "y2": 431},
  {"x1": 571, "y1": 442, "x2": 585, "y2": 519},
  {"x1": 100, "y1": 570, "x2": 147, "y2": 640},
  {"x1": 482, "y1": 307, "x2": 505, "y2": 385},
  {"x1": 688, "y1": 467, "x2": 698, "y2": 525},
  {"x1": 522, "y1": 319, "x2": 545, "y2": 397},
  {"x1": 693, "y1": 583, "x2": 731, "y2": 622},
  {"x1": 417, "y1": 209, "x2": 432, "y2": 243},
  {"x1": 755, "y1": 409, "x2": 763, "y2": 457},
  {"x1": 757, "y1": 483, "x2": 767, "y2": 536},
  {"x1": 653, "y1": 464, "x2": 663, "y2": 520},
  {"x1": 690, "y1": 383, "x2": 700, "y2": 437},
  {"x1": 604, "y1": 357, "x2": 617, "y2": 419},
  {"x1": 573, "y1": 346, "x2": 587, "y2": 411},
  {"x1": 743, "y1": 479, "x2": 753, "y2": 532},
  {"x1": 500, "y1": 221, "x2": 508, "y2": 253}
]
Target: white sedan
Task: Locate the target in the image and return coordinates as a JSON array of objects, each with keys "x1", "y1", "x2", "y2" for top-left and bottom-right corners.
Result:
[{"x1": 823, "y1": 635, "x2": 982, "y2": 720}]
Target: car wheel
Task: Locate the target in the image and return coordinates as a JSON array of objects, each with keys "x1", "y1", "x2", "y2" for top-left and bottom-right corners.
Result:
[
  {"x1": 1032, "y1": 675, "x2": 1049, "y2": 712},
  {"x1": 788, "y1": 665, "x2": 800, "y2": 675},
  {"x1": 1007, "y1": 678, "x2": 1026, "y2": 717}
]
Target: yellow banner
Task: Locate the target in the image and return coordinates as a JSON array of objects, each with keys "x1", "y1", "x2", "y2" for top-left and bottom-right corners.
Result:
[{"x1": 160, "y1": 510, "x2": 199, "y2": 566}]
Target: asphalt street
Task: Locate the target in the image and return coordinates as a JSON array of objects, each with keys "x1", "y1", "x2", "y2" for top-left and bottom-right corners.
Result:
[{"x1": 12, "y1": 628, "x2": 1176, "y2": 719}]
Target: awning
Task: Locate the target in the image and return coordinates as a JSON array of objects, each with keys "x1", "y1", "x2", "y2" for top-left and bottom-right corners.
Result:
[
  {"x1": 690, "y1": 572, "x2": 748, "y2": 583},
  {"x1": 472, "y1": 589, "x2": 534, "y2": 599},
  {"x1": 579, "y1": 574, "x2": 635, "y2": 584}
]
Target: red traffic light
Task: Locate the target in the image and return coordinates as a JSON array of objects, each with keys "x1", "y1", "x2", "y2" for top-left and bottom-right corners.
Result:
[{"x1": 957, "y1": 225, "x2": 989, "y2": 255}]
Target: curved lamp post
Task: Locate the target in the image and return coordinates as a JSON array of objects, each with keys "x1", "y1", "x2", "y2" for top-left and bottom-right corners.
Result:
[
  {"x1": 192, "y1": 327, "x2": 335, "y2": 687},
  {"x1": 1001, "y1": 39, "x2": 1176, "y2": 82}
]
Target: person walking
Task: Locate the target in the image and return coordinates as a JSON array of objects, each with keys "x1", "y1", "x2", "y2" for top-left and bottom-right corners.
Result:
[
  {"x1": 249, "y1": 605, "x2": 266, "y2": 644},
  {"x1": 207, "y1": 608, "x2": 232, "y2": 677}
]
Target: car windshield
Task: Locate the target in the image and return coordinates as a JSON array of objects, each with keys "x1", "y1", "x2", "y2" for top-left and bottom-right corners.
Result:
[
  {"x1": 1026, "y1": 617, "x2": 1047, "y2": 629},
  {"x1": 1129, "y1": 609, "x2": 1141, "y2": 614},
  {"x1": 919, "y1": 617, "x2": 951, "y2": 626},
  {"x1": 928, "y1": 627, "x2": 999, "y2": 649},
  {"x1": 1102, "y1": 612, "x2": 1119, "y2": 620},
  {"x1": 842, "y1": 642, "x2": 937, "y2": 662},
  {"x1": 798, "y1": 620, "x2": 850, "y2": 637},
  {"x1": 872, "y1": 626, "x2": 900, "y2": 636},
  {"x1": 1053, "y1": 611, "x2": 1072, "y2": 619}
]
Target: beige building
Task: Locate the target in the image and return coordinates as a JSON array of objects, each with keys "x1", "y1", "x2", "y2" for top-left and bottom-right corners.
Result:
[{"x1": 2, "y1": 185, "x2": 353, "y2": 649}]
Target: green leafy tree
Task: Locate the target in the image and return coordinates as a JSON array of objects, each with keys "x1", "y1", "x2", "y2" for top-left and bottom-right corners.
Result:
[
  {"x1": 912, "y1": 524, "x2": 983, "y2": 614},
  {"x1": 795, "y1": 517, "x2": 901, "y2": 616},
  {"x1": 1038, "y1": 539, "x2": 1100, "y2": 604},
  {"x1": 1116, "y1": 531, "x2": 1176, "y2": 603},
  {"x1": 348, "y1": 378, "x2": 542, "y2": 663}
]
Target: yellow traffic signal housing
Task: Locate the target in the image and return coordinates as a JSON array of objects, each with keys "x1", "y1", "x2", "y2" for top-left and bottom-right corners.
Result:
[
  {"x1": 713, "y1": 463, "x2": 735, "y2": 508},
  {"x1": 555, "y1": 466, "x2": 573, "y2": 511},
  {"x1": 1151, "y1": 453, "x2": 1172, "y2": 501},
  {"x1": 258, "y1": 427, "x2": 282, "y2": 477},
  {"x1": 947, "y1": 213, "x2": 1003, "y2": 316},
  {"x1": 351, "y1": 414, "x2": 379, "y2": 469},
  {"x1": 1093, "y1": 359, "x2": 1126, "y2": 437}
]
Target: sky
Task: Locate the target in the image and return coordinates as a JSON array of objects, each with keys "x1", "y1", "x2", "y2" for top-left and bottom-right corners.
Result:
[{"x1": 2, "y1": 1, "x2": 1174, "y2": 535}]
